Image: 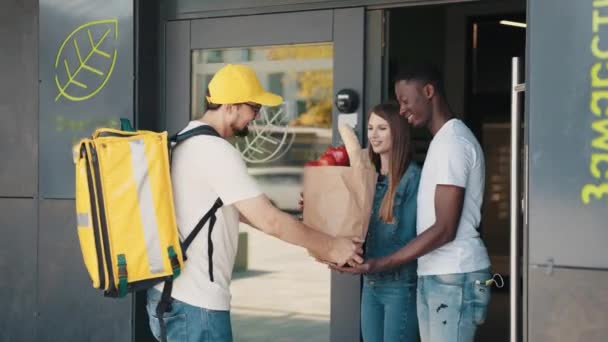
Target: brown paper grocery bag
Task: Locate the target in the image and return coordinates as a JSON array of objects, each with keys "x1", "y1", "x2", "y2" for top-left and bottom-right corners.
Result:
[
  {"x1": 302, "y1": 164, "x2": 376, "y2": 239},
  {"x1": 302, "y1": 125, "x2": 377, "y2": 241}
]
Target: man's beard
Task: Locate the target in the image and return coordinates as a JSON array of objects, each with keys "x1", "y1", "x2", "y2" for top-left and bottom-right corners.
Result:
[{"x1": 232, "y1": 124, "x2": 249, "y2": 137}]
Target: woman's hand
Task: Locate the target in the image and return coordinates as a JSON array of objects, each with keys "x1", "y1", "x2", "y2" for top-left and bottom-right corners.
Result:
[
  {"x1": 328, "y1": 258, "x2": 382, "y2": 274},
  {"x1": 326, "y1": 236, "x2": 364, "y2": 267}
]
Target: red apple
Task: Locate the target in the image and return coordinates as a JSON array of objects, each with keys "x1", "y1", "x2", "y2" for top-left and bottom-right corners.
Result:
[
  {"x1": 317, "y1": 154, "x2": 337, "y2": 166},
  {"x1": 322, "y1": 146, "x2": 349, "y2": 166},
  {"x1": 305, "y1": 160, "x2": 321, "y2": 167},
  {"x1": 330, "y1": 145, "x2": 349, "y2": 166}
]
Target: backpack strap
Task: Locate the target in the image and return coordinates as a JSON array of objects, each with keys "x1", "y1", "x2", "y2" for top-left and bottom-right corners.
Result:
[
  {"x1": 156, "y1": 279, "x2": 174, "y2": 342},
  {"x1": 169, "y1": 124, "x2": 221, "y2": 147},
  {"x1": 168, "y1": 124, "x2": 221, "y2": 165},
  {"x1": 155, "y1": 200, "x2": 223, "y2": 342},
  {"x1": 156, "y1": 124, "x2": 224, "y2": 342},
  {"x1": 182, "y1": 198, "x2": 224, "y2": 281},
  {"x1": 169, "y1": 124, "x2": 225, "y2": 281}
]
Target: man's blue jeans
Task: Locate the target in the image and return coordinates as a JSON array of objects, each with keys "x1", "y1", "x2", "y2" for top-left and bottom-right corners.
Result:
[
  {"x1": 417, "y1": 268, "x2": 491, "y2": 342},
  {"x1": 361, "y1": 275, "x2": 419, "y2": 342},
  {"x1": 146, "y1": 288, "x2": 233, "y2": 342}
]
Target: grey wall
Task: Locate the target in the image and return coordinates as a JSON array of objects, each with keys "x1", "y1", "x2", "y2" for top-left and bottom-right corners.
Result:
[
  {"x1": 527, "y1": 0, "x2": 608, "y2": 270},
  {"x1": 528, "y1": 267, "x2": 608, "y2": 341},
  {"x1": 1, "y1": 0, "x2": 135, "y2": 341},
  {"x1": 0, "y1": 0, "x2": 38, "y2": 198},
  {"x1": 527, "y1": 0, "x2": 608, "y2": 339},
  {"x1": 0, "y1": 199, "x2": 37, "y2": 341},
  {"x1": 37, "y1": 200, "x2": 131, "y2": 342},
  {"x1": 0, "y1": 1, "x2": 39, "y2": 341},
  {"x1": 39, "y1": 0, "x2": 134, "y2": 198}
]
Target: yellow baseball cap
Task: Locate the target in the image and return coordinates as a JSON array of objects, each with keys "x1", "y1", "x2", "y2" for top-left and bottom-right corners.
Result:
[{"x1": 206, "y1": 64, "x2": 283, "y2": 106}]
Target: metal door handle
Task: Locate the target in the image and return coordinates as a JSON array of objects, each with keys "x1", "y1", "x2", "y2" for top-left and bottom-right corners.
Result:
[{"x1": 510, "y1": 56, "x2": 525, "y2": 342}]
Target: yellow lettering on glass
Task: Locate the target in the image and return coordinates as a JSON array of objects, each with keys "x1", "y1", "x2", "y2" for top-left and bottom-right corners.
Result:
[
  {"x1": 590, "y1": 153, "x2": 608, "y2": 179},
  {"x1": 54, "y1": 19, "x2": 118, "y2": 102},
  {"x1": 593, "y1": 9, "x2": 608, "y2": 32},
  {"x1": 592, "y1": 35, "x2": 608, "y2": 59},
  {"x1": 592, "y1": 119, "x2": 608, "y2": 150},
  {"x1": 595, "y1": 0, "x2": 608, "y2": 8},
  {"x1": 581, "y1": 183, "x2": 608, "y2": 204},
  {"x1": 590, "y1": 91, "x2": 608, "y2": 116},
  {"x1": 591, "y1": 62, "x2": 608, "y2": 87},
  {"x1": 55, "y1": 116, "x2": 119, "y2": 145}
]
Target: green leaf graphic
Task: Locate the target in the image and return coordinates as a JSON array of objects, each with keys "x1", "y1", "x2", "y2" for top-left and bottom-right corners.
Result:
[{"x1": 54, "y1": 19, "x2": 118, "y2": 102}]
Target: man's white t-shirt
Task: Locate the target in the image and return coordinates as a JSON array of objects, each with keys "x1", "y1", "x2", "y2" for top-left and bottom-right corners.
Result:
[
  {"x1": 416, "y1": 118, "x2": 491, "y2": 276},
  {"x1": 154, "y1": 121, "x2": 262, "y2": 310}
]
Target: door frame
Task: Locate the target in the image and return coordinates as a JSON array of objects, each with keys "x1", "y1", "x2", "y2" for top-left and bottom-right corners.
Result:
[{"x1": 163, "y1": 8, "x2": 366, "y2": 341}]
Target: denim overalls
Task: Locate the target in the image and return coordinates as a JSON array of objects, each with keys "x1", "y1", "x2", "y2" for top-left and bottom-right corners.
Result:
[{"x1": 361, "y1": 162, "x2": 421, "y2": 342}]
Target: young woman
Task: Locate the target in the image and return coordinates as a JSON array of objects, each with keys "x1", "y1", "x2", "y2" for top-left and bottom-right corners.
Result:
[{"x1": 361, "y1": 102, "x2": 421, "y2": 342}]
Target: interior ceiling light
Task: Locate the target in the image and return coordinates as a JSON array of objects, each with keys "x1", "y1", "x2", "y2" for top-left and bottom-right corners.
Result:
[{"x1": 500, "y1": 20, "x2": 527, "y2": 28}]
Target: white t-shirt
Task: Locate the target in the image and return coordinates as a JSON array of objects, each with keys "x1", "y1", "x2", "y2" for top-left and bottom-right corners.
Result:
[
  {"x1": 416, "y1": 118, "x2": 490, "y2": 276},
  {"x1": 155, "y1": 121, "x2": 262, "y2": 310}
]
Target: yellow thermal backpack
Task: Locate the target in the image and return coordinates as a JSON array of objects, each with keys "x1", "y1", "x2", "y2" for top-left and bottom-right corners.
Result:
[{"x1": 73, "y1": 120, "x2": 223, "y2": 341}]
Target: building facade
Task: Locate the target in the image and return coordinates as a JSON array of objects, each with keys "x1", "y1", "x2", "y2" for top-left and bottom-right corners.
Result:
[{"x1": 1, "y1": 0, "x2": 606, "y2": 341}]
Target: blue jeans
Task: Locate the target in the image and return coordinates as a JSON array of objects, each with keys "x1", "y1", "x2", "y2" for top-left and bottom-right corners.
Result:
[
  {"x1": 417, "y1": 268, "x2": 491, "y2": 342},
  {"x1": 361, "y1": 275, "x2": 420, "y2": 342},
  {"x1": 146, "y1": 288, "x2": 233, "y2": 342}
]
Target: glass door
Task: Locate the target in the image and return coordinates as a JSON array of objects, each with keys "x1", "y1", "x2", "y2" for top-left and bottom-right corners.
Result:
[
  {"x1": 193, "y1": 43, "x2": 335, "y2": 341},
  {"x1": 164, "y1": 9, "x2": 365, "y2": 342}
]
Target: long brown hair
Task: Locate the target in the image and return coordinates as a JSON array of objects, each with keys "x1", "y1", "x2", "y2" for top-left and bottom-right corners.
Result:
[{"x1": 368, "y1": 102, "x2": 413, "y2": 223}]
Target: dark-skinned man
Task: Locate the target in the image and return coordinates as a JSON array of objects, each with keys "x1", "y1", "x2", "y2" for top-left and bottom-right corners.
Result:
[{"x1": 332, "y1": 64, "x2": 491, "y2": 342}]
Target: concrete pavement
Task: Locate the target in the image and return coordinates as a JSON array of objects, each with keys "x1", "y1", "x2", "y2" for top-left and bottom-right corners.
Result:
[{"x1": 230, "y1": 224, "x2": 332, "y2": 342}]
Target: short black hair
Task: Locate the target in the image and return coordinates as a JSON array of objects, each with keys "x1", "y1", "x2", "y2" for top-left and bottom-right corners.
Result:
[{"x1": 394, "y1": 63, "x2": 446, "y2": 98}]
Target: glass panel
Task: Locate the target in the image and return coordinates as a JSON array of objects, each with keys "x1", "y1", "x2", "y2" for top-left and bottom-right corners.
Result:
[{"x1": 191, "y1": 43, "x2": 333, "y2": 342}]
